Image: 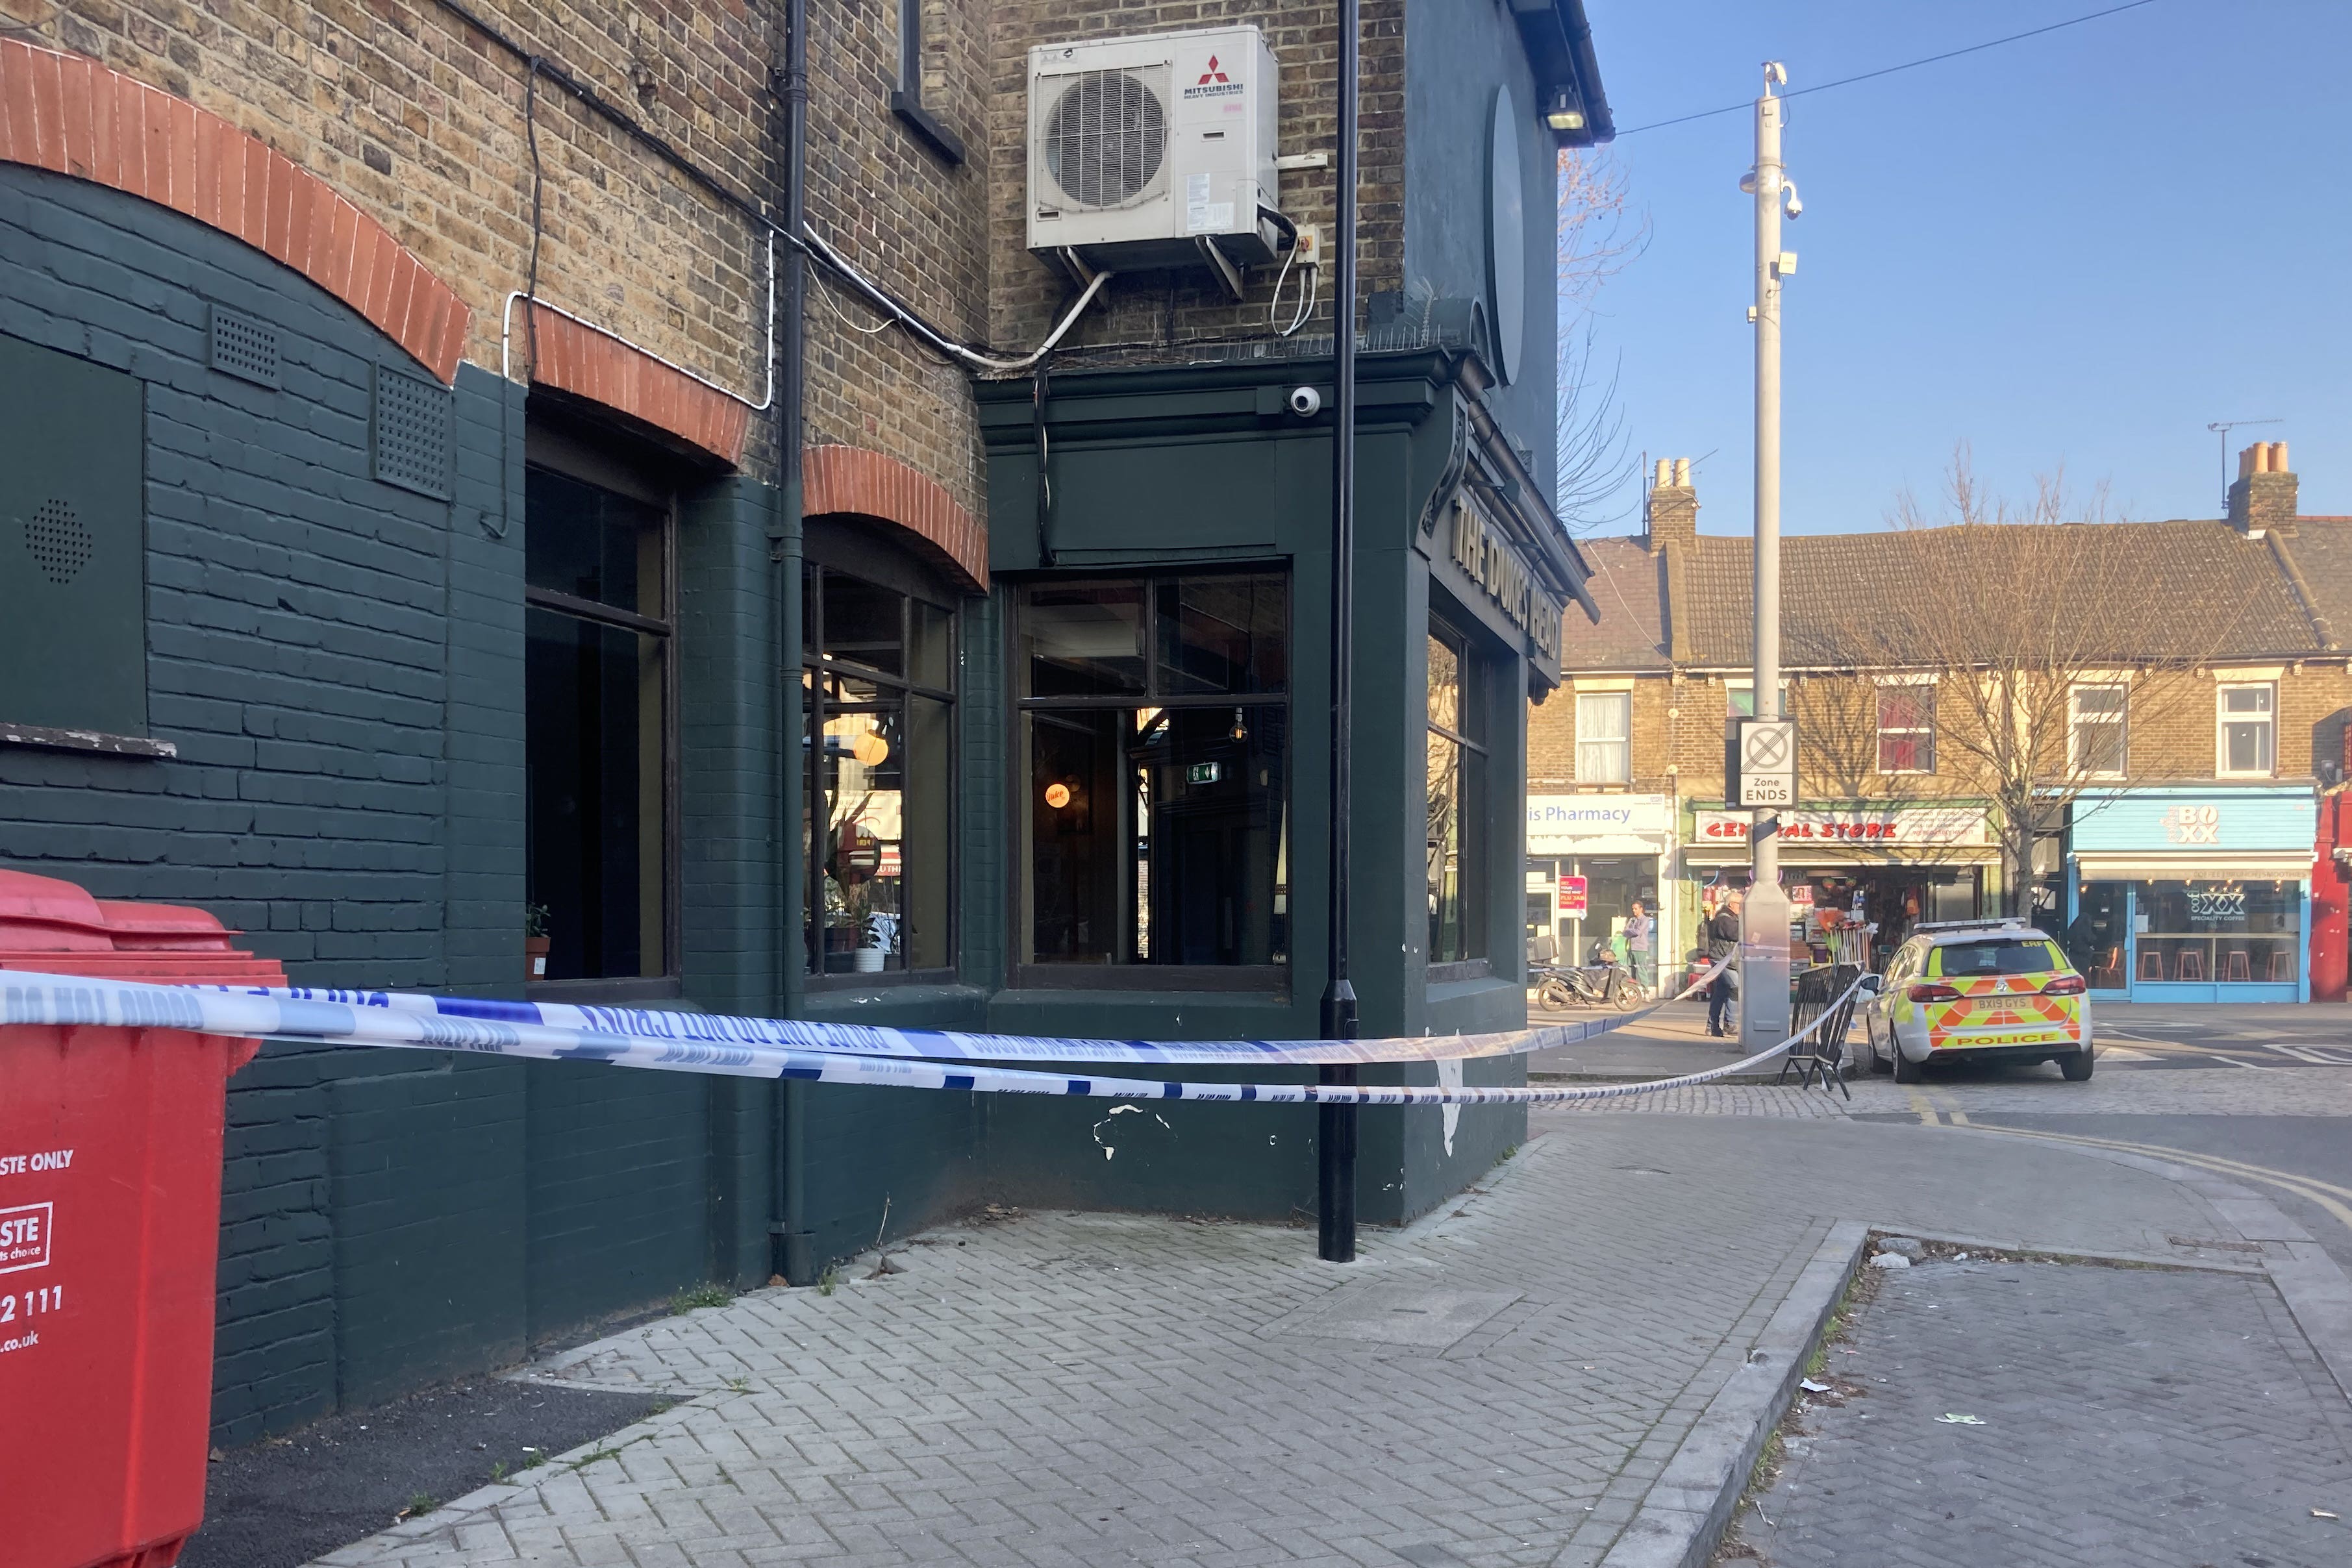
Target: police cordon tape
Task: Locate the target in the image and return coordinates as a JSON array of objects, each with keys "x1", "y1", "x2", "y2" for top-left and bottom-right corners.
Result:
[
  {"x1": 0, "y1": 961, "x2": 1868, "y2": 1106},
  {"x1": 190, "y1": 952, "x2": 1740, "y2": 1068}
]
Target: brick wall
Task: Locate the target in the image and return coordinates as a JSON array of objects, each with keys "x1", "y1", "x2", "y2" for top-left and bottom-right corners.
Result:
[
  {"x1": 984, "y1": 0, "x2": 1407, "y2": 351},
  {"x1": 801, "y1": 0, "x2": 993, "y2": 520},
  {"x1": 1531, "y1": 666, "x2": 2352, "y2": 812},
  {"x1": 12, "y1": 0, "x2": 776, "y2": 406}
]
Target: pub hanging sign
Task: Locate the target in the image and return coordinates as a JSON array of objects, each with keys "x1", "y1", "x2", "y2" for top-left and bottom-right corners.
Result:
[{"x1": 1450, "y1": 499, "x2": 1562, "y2": 660}]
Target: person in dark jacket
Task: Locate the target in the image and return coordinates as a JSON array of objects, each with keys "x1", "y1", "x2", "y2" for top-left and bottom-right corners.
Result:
[{"x1": 1705, "y1": 890, "x2": 1743, "y2": 1038}]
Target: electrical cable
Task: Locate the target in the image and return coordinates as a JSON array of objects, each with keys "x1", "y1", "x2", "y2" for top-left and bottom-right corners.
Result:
[
  {"x1": 427, "y1": 0, "x2": 1111, "y2": 378},
  {"x1": 1615, "y1": 0, "x2": 2164, "y2": 136}
]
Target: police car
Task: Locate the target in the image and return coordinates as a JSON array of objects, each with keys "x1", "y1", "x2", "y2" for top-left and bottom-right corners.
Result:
[{"x1": 1858, "y1": 921, "x2": 2094, "y2": 1084}]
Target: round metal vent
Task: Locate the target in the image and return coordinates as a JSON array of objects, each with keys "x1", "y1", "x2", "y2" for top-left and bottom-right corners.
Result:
[
  {"x1": 1044, "y1": 70, "x2": 1166, "y2": 208},
  {"x1": 23, "y1": 499, "x2": 93, "y2": 586}
]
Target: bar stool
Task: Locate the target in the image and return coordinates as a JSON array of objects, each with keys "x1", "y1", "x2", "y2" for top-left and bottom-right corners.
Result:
[
  {"x1": 2178, "y1": 947, "x2": 2207, "y2": 982},
  {"x1": 2271, "y1": 951, "x2": 2295, "y2": 982},
  {"x1": 2223, "y1": 950, "x2": 2251, "y2": 982},
  {"x1": 2093, "y1": 945, "x2": 2123, "y2": 988},
  {"x1": 2138, "y1": 947, "x2": 2164, "y2": 982}
]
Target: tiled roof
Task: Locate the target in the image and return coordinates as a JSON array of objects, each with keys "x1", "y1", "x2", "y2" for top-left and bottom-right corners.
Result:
[{"x1": 1563, "y1": 517, "x2": 2347, "y2": 671}]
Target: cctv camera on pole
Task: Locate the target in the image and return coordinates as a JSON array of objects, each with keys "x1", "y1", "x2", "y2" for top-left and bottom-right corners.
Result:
[{"x1": 1739, "y1": 62, "x2": 1799, "y2": 1049}]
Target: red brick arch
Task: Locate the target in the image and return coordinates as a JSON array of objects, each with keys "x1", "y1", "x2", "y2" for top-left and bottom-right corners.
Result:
[
  {"x1": 804, "y1": 444, "x2": 987, "y2": 592},
  {"x1": 0, "y1": 40, "x2": 468, "y2": 383}
]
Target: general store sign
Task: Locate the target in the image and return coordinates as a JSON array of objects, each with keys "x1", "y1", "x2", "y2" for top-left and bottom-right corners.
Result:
[{"x1": 1692, "y1": 806, "x2": 1989, "y2": 847}]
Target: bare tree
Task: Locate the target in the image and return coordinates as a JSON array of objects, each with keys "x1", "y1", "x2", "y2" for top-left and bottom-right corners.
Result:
[
  {"x1": 1830, "y1": 453, "x2": 2234, "y2": 919},
  {"x1": 1555, "y1": 151, "x2": 1646, "y2": 531}
]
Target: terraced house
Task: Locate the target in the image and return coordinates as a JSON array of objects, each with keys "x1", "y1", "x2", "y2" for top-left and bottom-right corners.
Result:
[
  {"x1": 0, "y1": 0, "x2": 1612, "y2": 1438},
  {"x1": 1531, "y1": 444, "x2": 2352, "y2": 1006}
]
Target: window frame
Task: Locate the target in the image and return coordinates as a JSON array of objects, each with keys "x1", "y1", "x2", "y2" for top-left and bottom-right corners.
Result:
[
  {"x1": 1573, "y1": 689, "x2": 1631, "y2": 785},
  {"x1": 2216, "y1": 681, "x2": 2277, "y2": 778},
  {"x1": 802, "y1": 544, "x2": 961, "y2": 988},
  {"x1": 2068, "y1": 681, "x2": 2129, "y2": 780},
  {"x1": 1008, "y1": 568, "x2": 1292, "y2": 992},
  {"x1": 1426, "y1": 612, "x2": 1492, "y2": 975},
  {"x1": 521, "y1": 434, "x2": 682, "y2": 1001},
  {"x1": 890, "y1": 0, "x2": 966, "y2": 164},
  {"x1": 1875, "y1": 680, "x2": 1937, "y2": 777}
]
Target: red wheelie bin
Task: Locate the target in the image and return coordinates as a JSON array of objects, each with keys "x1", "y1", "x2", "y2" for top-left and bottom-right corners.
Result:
[{"x1": 0, "y1": 869, "x2": 282, "y2": 1568}]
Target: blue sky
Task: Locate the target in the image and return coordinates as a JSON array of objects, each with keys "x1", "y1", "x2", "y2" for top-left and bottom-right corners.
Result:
[{"x1": 1566, "y1": 0, "x2": 2352, "y2": 537}]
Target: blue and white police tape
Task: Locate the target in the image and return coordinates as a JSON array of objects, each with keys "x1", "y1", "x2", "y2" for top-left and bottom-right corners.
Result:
[
  {"x1": 0, "y1": 963, "x2": 1864, "y2": 1106},
  {"x1": 171, "y1": 952, "x2": 1736, "y2": 1070}
]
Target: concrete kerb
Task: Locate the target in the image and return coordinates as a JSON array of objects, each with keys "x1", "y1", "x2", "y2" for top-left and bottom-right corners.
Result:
[{"x1": 1594, "y1": 1219, "x2": 1870, "y2": 1568}]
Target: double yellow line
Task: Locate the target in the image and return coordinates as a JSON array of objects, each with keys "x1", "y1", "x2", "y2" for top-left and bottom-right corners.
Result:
[{"x1": 1943, "y1": 1117, "x2": 2352, "y2": 1238}]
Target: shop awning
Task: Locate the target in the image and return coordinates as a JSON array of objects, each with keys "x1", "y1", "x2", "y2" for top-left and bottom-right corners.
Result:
[{"x1": 2073, "y1": 852, "x2": 2314, "y2": 881}]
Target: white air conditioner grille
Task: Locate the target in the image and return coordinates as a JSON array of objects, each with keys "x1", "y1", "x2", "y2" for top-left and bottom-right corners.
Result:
[{"x1": 1042, "y1": 69, "x2": 1167, "y2": 208}]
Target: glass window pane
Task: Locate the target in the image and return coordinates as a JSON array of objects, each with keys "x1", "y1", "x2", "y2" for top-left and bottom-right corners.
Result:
[
  {"x1": 1727, "y1": 686, "x2": 1755, "y2": 718},
  {"x1": 2224, "y1": 686, "x2": 2273, "y2": 715},
  {"x1": 1030, "y1": 703, "x2": 1287, "y2": 965},
  {"x1": 1157, "y1": 573, "x2": 1286, "y2": 695},
  {"x1": 525, "y1": 467, "x2": 663, "y2": 615},
  {"x1": 1025, "y1": 582, "x2": 1147, "y2": 697},
  {"x1": 1031, "y1": 708, "x2": 1127, "y2": 961},
  {"x1": 1427, "y1": 728, "x2": 1462, "y2": 962},
  {"x1": 901, "y1": 695, "x2": 953, "y2": 968},
  {"x1": 822, "y1": 571, "x2": 904, "y2": 675},
  {"x1": 1428, "y1": 632, "x2": 1461, "y2": 733},
  {"x1": 818, "y1": 706, "x2": 901, "y2": 972},
  {"x1": 1135, "y1": 706, "x2": 1288, "y2": 965},
  {"x1": 527, "y1": 606, "x2": 664, "y2": 980},
  {"x1": 909, "y1": 599, "x2": 955, "y2": 691}
]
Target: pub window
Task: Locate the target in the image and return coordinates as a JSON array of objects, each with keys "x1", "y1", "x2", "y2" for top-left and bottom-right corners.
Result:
[
  {"x1": 1427, "y1": 618, "x2": 1490, "y2": 965},
  {"x1": 1018, "y1": 572, "x2": 1288, "y2": 971},
  {"x1": 804, "y1": 563, "x2": 956, "y2": 976},
  {"x1": 525, "y1": 466, "x2": 673, "y2": 982},
  {"x1": 2070, "y1": 682, "x2": 2127, "y2": 778},
  {"x1": 1575, "y1": 691, "x2": 1630, "y2": 784},
  {"x1": 1876, "y1": 682, "x2": 1936, "y2": 775},
  {"x1": 2217, "y1": 683, "x2": 2275, "y2": 777}
]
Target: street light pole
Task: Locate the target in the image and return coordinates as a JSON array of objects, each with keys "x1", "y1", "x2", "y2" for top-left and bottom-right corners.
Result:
[
  {"x1": 1318, "y1": 0, "x2": 1361, "y2": 1265},
  {"x1": 1741, "y1": 63, "x2": 1795, "y2": 1046}
]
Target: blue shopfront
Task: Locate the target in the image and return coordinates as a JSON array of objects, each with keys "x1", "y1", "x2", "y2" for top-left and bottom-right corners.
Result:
[{"x1": 2063, "y1": 786, "x2": 2316, "y2": 1003}]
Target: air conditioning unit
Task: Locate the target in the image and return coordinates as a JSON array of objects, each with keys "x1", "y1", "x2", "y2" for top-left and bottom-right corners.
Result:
[{"x1": 1027, "y1": 26, "x2": 1282, "y2": 276}]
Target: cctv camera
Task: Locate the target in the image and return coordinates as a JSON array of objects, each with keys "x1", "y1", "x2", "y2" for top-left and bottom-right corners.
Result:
[
  {"x1": 1783, "y1": 182, "x2": 1803, "y2": 219},
  {"x1": 1287, "y1": 386, "x2": 1323, "y2": 417}
]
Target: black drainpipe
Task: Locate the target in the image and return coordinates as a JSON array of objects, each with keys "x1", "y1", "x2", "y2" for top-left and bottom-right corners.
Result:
[{"x1": 769, "y1": 0, "x2": 815, "y2": 1286}]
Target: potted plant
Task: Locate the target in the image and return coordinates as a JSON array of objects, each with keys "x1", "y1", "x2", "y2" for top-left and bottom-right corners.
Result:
[
  {"x1": 855, "y1": 910, "x2": 898, "y2": 974},
  {"x1": 524, "y1": 903, "x2": 551, "y2": 980}
]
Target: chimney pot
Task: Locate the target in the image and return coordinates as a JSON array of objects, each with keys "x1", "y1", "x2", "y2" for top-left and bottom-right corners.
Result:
[
  {"x1": 1644, "y1": 455, "x2": 1699, "y2": 554},
  {"x1": 2229, "y1": 442, "x2": 2299, "y2": 536}
]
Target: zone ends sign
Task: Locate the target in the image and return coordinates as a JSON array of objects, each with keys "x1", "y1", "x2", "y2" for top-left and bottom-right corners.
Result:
[{"x1": 1727, "y1": 717, "x2": 1797, "y2": 808}]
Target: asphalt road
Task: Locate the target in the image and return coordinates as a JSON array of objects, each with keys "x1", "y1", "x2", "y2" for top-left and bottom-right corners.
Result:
[{"x1": 1862, "y1": 1005, "x2": 2352, "y2": 1271}]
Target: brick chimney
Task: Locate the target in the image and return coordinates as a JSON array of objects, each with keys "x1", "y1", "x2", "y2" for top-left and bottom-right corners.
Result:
[
  {"x1": 2229, "y1": 440, "x2": 2298, "y2": 537},
  {"x1": 1644, "y1": 456, "x2": 1697, "y2": 553}
]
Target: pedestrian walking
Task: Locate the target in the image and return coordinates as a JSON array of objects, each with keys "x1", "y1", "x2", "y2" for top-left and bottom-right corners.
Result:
[
  {"x1": 1706, "y1": 890, "x2": 1742, "y2": 1038},
  {"x1": 1624, "y1": 901, "x2": 1654, "y2": 997}
]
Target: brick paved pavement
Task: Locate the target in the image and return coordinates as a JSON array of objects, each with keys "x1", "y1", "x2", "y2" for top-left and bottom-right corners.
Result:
[
  {"x1": 1742, "y1": 1257, "x2": 2352, "y2": 1566},
  {"x1": 312, "y1": 1115, "x2": 2238, "y2": 1568}
]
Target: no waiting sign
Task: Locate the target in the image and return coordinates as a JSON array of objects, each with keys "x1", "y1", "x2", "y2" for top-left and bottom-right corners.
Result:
[{"x1": 1733, "y1": 718, "x2": 1797, "y2": 807}]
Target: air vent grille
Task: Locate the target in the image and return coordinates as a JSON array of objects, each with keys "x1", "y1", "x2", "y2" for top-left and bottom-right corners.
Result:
[
  {"x1": 22, "y1": 499, "x2": 94, "y2": 586},
  {"x1": 208, "y1": 306, "x2": 280, "y2": 387},
  {"x1": 1044, "y1": 69, "x2": 1166, "y2": 208},
  {"x1": 371, "y1": 364, "x2": 451, "y2": 500}
]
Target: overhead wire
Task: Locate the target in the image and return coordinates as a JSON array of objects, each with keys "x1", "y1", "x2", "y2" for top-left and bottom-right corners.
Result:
[{"x1": 1614, "y1": 0, "x2": 2166, "y2": 137}]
